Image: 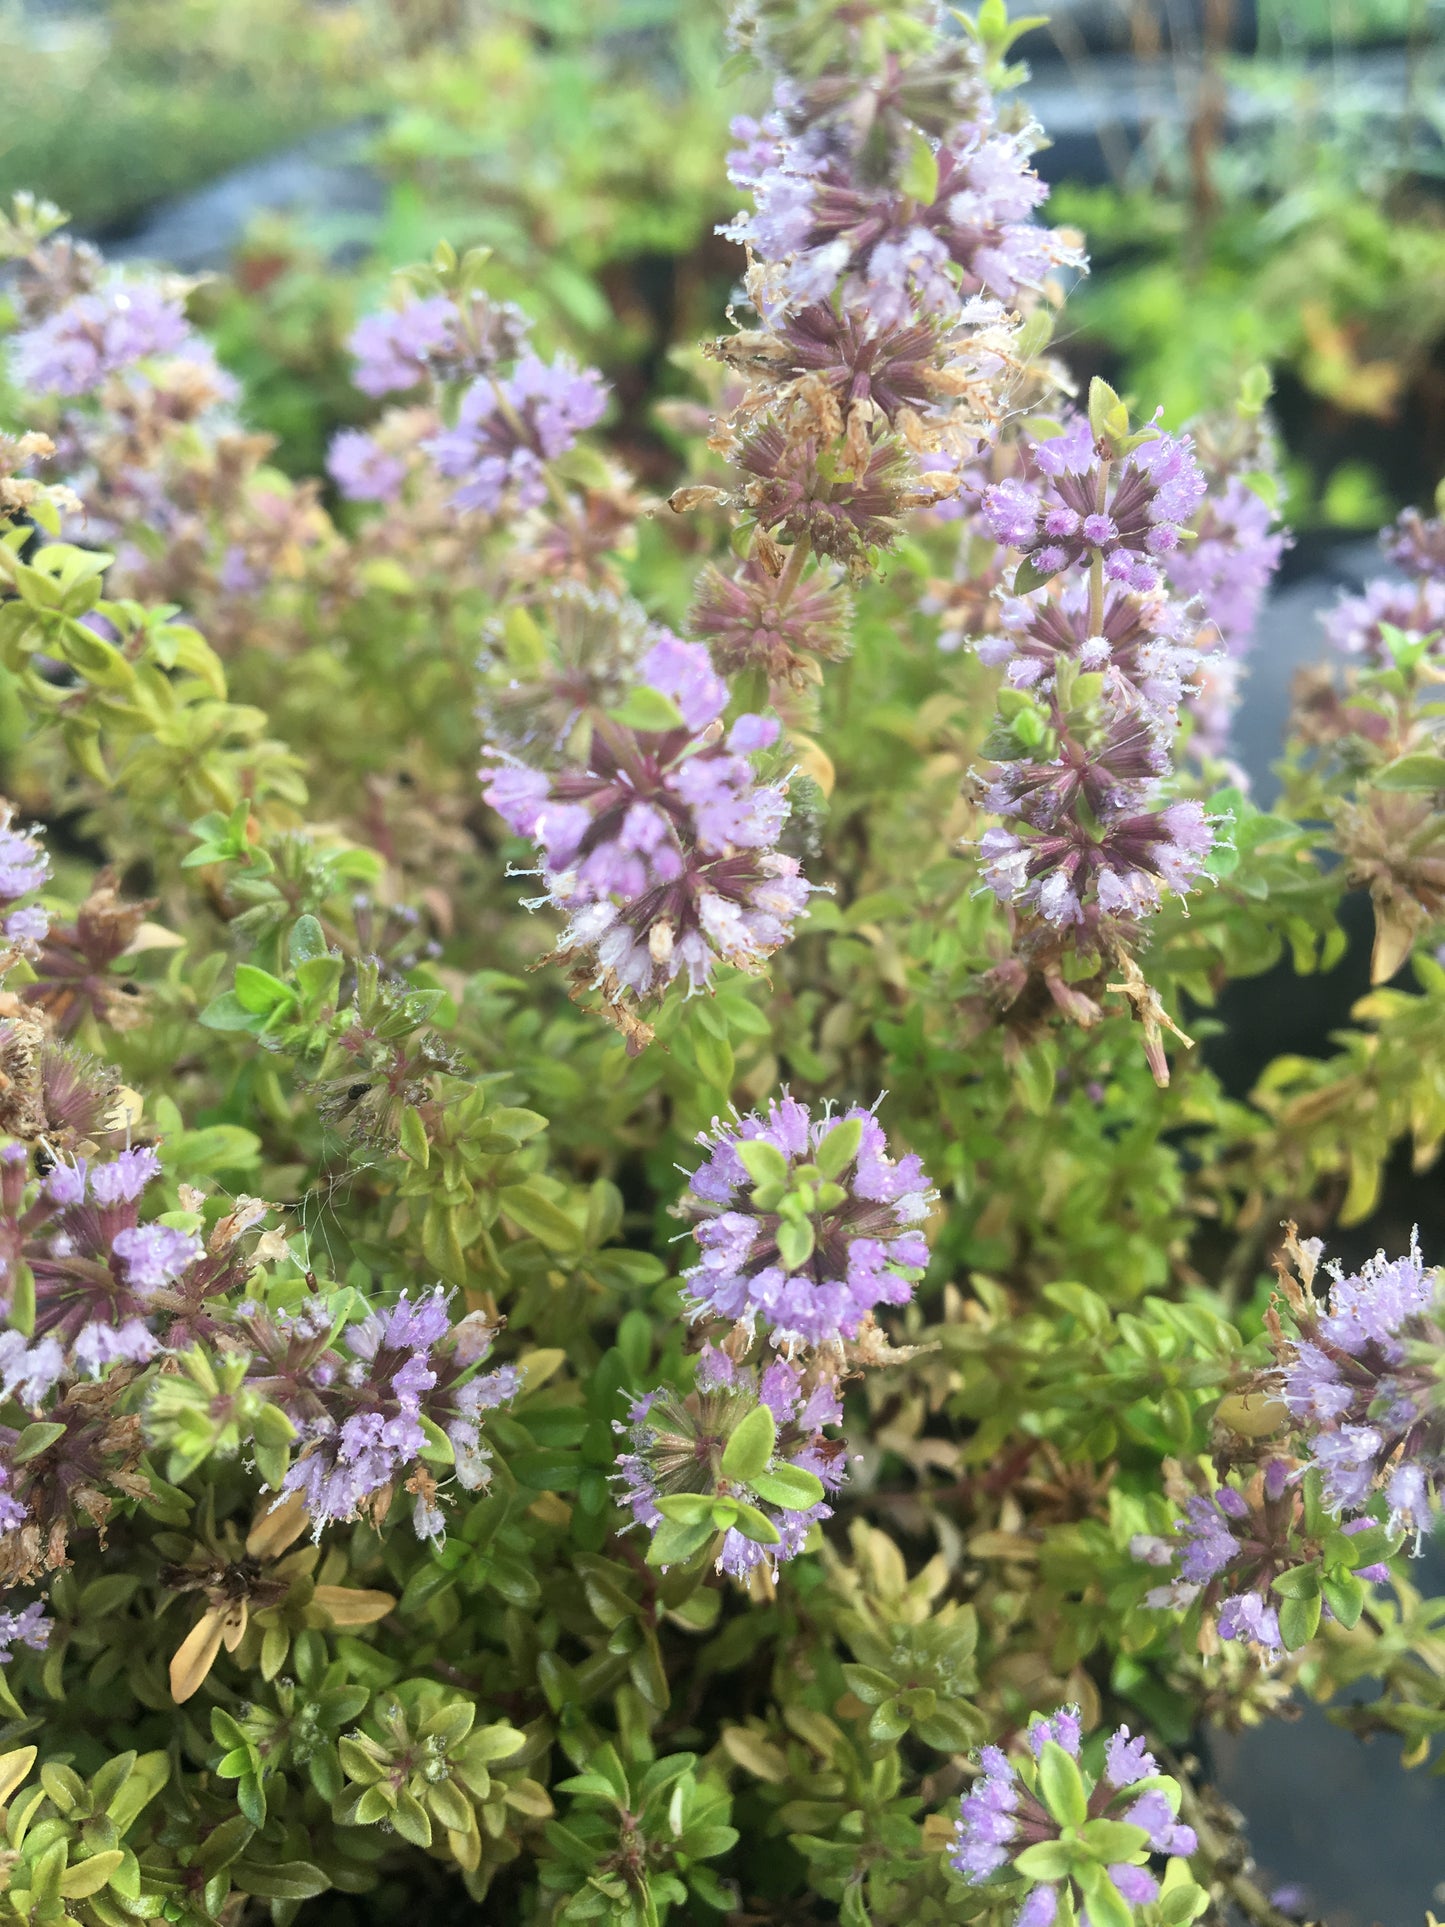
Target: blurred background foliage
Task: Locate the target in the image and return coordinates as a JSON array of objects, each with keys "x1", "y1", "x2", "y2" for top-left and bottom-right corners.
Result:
[{"x1": 1, "y1": 0, "x2": 1439, "y2": 520}]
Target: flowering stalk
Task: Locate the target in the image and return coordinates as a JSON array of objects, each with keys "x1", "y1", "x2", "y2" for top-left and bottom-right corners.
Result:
[
  {"x1": 970, "y1": 380, "x2": 1229, "y2": 1083},
  {"x1": 1284, "y1": 490, "x2": 1445, "y2": 982},
  {"x1": 676, "y1": 0, "x2": 1073, "y2": 704}
]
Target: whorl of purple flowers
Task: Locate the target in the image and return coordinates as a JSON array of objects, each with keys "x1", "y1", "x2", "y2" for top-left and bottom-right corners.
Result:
[
  {"x1": 1166, "y1": 475, "x2": 1288, "y2": 665},
  {"x1": 968, "y1": 409, "x2": 1224, "y2": 937},
  {"x1": 949, "y1": 1709, "x2": 1196, "y2": 1921},
  {"x1": 0, "y1": 808, "x2": 49, "y2": 952},
  {"x1": 982, "y1": 417, "x2": 1207, "y2": 597},
  {"x1": 726, "y1": 95, "x2": 1078, "y2": 327},
  {"x1": 425, "y1": 354, "x2": 609, "y2": 516},
  {"x1": 679, "y1": 1094, "x2": 933, "y2": 1348},
  {"x1": 327, "y1": 429, "x2": 407, "y2": 505},
  {"x1": 0, "y1": 1133, "x2": 212, "y2": 1389},
  {"x1": 1280, "y1": 1238, "x2": 1445, "y2": 1537},
  {"x1": 10, "y1": 283, "x2": 205, "y2": 398},
  {"x1": 614, "y1": 1343, "x2": 844, "y2": 1581},
  {"x1": 482, "y1": 635, "x2": 813, "y2": 1003},
  {"x1": 275, "y1": 1288, "x2": 519, "y2": 1542},
  {"x1": 347, "y1": 291, "x2": 531, "y2": 398}
]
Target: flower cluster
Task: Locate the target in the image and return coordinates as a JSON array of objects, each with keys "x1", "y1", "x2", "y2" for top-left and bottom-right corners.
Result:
[
  {"x1": 678, "y1": 1095, "x2": 933, "y2": 1348},
  {"x1": 10, "y1": 282, "x2": 196, "y2": 398},
  {"x1": 335, "y1": 277, "x2": 608, "y2": 526},
  {"x1": 948, "y1": 1710, "x2": 1200, "y2": 1924},
  {"x1": 482, "y1": 634, "x2": 813, "y2": 1022},
  {"x1": 725, "y1": 43, "x2": 1077, "y2": 325},
  {"x1": 615, "y1": 1343, "x2": 844, "y2": 1580},
  {"x1": 1275, "y1": 1232, "x2": 1445, "y2": 1538},
  {"x1": 1132, "y1": 1228, "x2": 1419, "y2": 1658},
  {"x1": 0, "y1": 807, "x2": 49, "y2": 953},
  {"x1": 961, "y1": 387, "x2": 1233, "y2": 1077},
  {"x1": 348, "y1": 289, "x2": 530, "y2": 398},
  {"x1": 1325, "y1": 504, "x2": 1445, "y2": 664},
  {"x1": 425, "y1": 353, "x2": 608, "y2": 516},
  {"x1": 245, "y1": 1290, "x2": 519, "y2": 1542},
  {"x1": 983, "y1": 415, "x2": 1206, "y2": 596},
  {"x1": 1163, "y1": 410, "x2": 1290, "y2": 752}
]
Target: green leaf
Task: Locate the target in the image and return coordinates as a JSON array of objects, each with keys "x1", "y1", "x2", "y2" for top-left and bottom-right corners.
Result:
[
  {"x1": 1075, "y1": 1864, "x2": 1133, "y2": 1927},
  {"x1": 287, "y1": 915, "x2": 328, "y2": 966},
  {"x1": 1078, "y1": 1818, "x2": 1150, "y2": 1861},
  {"x1": 59, "y1": 1852, "x2": 125, "y2": 1899},
  {"x1": 1012, "y1": 1840, "x2": 1075, "y2": 1880},
  {"x1": 735, "y1": 1139, "x2": 789, "y2": 1189},
  {"x1": 232, "y1": 964, "x2": 296, "y2": 1017},
  {"x1": 1373, "y1": 752, "x2": 1445, "y2": 792},
  {"x1": 1270, "y1": 1562, "x2": 1321, "y2": 1600},
  {"x1": 814, "y1": 1116, "x2": 863, "y2": 1178},
  {"x1": 1017, "y1": 1039, "x2": 1057, "y2": 1116},
  {"x1": 1278, "y1": 1590, "x2": 1323, "y2": 1650},
  {"x1": 1037, "y1": 1739, "x2": 1088, "y2": 1829},
  {"x1": 646, "y1": 1515, "x2": 716, "y2": 1568},
  {"x1": 720, "y1": 1403, "x2": 776, "y2": 1482},
  {"x1": 12, "y1": 1422, "x2": 65, "y2": 1462},
  {"x1": 653, "y1": 1493, "x2": 716, "y2": 1525},
  {"x1": 499, "y1": 1183, "x2": 579, "y2": 1251},
  {"x1": 840, "y1": 1664, "x2": 897, "y2": 1707},
  {"x1": 1321, "y1": 1569, "x2": 1367, "y2": 1629},
  {"x1": 399, "y1": 1105, "x2": 430, "y2": 1169},
  {"x1": 608, "y1": 687, "x2": 687, "y2": 733},
  {"x1": 748, "y1": 1464, "x2": 825, "y2": 1511},
  {"x1": 728, "y1": 1502, "x2": 782, "y2": 1546},
  {"x1": 231, "y1": 1862, "x2": 329, "y2": 1901},
  {"x1": 899, "y1": 130, "x2": 939, "y2": 204},
  {"x1": 1157, "y1": 1878, "x2": 1211, "y2": 1924},
  {"x1": 776, "y1": 1216, "x2": 816, "y2": 1272}
]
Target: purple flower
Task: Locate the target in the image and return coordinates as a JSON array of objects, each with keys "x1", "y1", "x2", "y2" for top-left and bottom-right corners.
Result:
[
  {"x1": 1167, "y1": 474, "x2": 1288, "y2": 662},
  {"x1": 1124, "y1": 1789, "x2": 1197, "y2": 1857},
  {"x1": 612, "y1": 1355, "x2": 843, "y2": 1580},
  {"x1": 72, "y1": 1317, "x2": 160, "y2": 1376},
  {"x1": 679, "y1": 1097, "x2": 934, "y2": 1348},
  {"x1": 1104, "y1": 1726, "x2": 1157, "y2": 1789},
  {"x1": 426, "y1": 354, "x2": 607, "y2": 515},
  {"x1": 949, "y1": 1719, "x2": 1193, "y2": 1912},
  {"x1": 348, "y1": 296, "x2": 456, "y2": 397},
  {"x1": 1324, "y1": 576, "x2": 1445, "y2": 664},
  {"x1": 1027, "y1": 1706, "x2": 1081, "y2": 1758},
  {"x1": 983, "y1": 421, "x2": 1206, "y2": 595},
  {"x1": 5, "y1": 907, "x2": 49, "y2": 947},
  {"x1": 0, "y1": 1332, "x2": 65, "y2": 1408},
  {"x1": 1216, "y1": 1591, "x2": 1282, "y2": 1655},
  {"x1": 727, "y1": 98, "x2": 1080, "y2": 321},
  {"x1": 11, "y1": 284, "x2": 193, "y2": 395},
  {"x1": 0, "y1": 818, "x2": 49, "y2": 903},
  {"x1": 88, "y1": 1146, "x2": 161, "y2": 1207},
  {"x1": 482, "y1": 637, "x2": 814, "y2": 1009},
  {"x1": 111, "y1": 1223, "x2": 203, "y2": 1295},
  {"x1": 1384, "y1": 507, "x2": 1445, "y2": 581},
  {"x1": 327, "y1": 429, "x2": 406, "y2": 503},
  {"x1": 0, "y1": 1601, "x2": 50, "y2": 1659},
  {"x1": 1280, "y1": 1238, "x2": 1445, "y2": 1533},
  {"x1": 270, "y1": 1290, "x2": 516, "y2": 1540}
]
